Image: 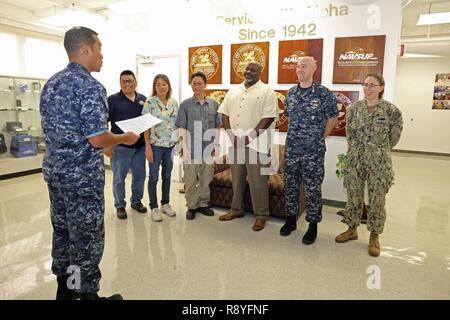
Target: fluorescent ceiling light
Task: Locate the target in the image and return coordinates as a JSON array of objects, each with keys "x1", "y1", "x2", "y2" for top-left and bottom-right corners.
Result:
[
  {"x1": 40, "y1": 7, "x2": 105, "y2": 27},
  {"x1": 417, "y1": 12, "x2": 450, "y2": 25}
]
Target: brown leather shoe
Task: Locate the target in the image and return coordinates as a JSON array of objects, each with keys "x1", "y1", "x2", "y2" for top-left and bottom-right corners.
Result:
[
  {"x1": 219, "y1": 211, "x2": 245, "y2": 221},
  {"x1": 252, "y1": 218, "x2": 266, "y2": 231}
]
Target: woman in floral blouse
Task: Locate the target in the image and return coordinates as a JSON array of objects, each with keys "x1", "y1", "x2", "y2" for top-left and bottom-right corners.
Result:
[{"x1": 142, "y1": 74, "x2": 179, "y2": 221}]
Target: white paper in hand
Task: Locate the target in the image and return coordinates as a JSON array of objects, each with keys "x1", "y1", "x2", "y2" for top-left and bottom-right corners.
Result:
[{"x1": 115, "y1": 113, "x2": 162, "y2": 135}]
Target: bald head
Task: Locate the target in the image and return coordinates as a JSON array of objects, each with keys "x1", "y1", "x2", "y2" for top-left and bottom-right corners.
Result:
[
  {"x1": 298, "y1": 56, "x2": 317, "y2": 69},
  {"x1": 296, "y1": 56, "x2": 317, "y2": 85}
]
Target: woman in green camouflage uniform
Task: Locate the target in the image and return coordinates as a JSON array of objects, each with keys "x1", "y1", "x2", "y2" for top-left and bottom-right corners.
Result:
[{"x1": 335, "y1": 73, "x2": 403, "y2": 257}]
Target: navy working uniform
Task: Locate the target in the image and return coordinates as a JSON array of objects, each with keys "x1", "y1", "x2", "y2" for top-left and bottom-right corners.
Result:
[
  {"x1": 284, "y1": 82, "x2": 338, "y2": 223},
  {"x1": 342, "y1": 99, "x2": 403, "y2": 234},
  {"x1": 40, "y1": 62, "x2": 108, "y2": 293}
]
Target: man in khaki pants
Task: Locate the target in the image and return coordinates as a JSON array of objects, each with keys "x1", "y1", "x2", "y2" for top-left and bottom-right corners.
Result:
[
  {"x1": 218, "y1": 61, "x2": 278, "y2": 231},
  {"x1": 176, "y1": 71, "x2": 221, "y2": 220}
]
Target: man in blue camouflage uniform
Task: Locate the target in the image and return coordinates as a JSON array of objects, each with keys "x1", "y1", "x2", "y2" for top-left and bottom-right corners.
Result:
[
  {"x1": 280, "y1": 57, "x2": 338, "y2": 245},
  {"x1": 40, "y1": 26, "x2": 138, "y2": 300}
]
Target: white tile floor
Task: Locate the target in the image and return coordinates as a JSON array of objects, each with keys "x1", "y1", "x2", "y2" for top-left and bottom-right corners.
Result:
[{"x1": 0, "y1": 152, "x2": 449, "y2": 300}]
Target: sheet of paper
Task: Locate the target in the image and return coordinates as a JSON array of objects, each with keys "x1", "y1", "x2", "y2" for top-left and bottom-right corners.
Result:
[{"x1": 115, "y1": 113, "x2": 162, "y2": 135}]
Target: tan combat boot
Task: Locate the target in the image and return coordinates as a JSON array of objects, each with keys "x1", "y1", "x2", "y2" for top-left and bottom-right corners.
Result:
[
  {"x1": 368, "y1": 232, "x2": 380, "y2": 257},
  {"x1": 335, "y1": 227, "x2": 358, "y2": 243}
]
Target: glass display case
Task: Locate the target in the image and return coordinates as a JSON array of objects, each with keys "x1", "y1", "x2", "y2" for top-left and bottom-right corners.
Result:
[{"x1": 0, "y1": 75, "x2": 47, "y2": 178}]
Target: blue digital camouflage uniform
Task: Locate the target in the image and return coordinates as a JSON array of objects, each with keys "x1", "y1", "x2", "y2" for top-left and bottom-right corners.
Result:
[
  {"x1": 342, "y1": 99, "x2": 403, "y2": 234},
  {"x1": 40, "y1": 62, "x2": 108, "y2": 293},
  {"x1": 284, "y1": 83, "x2": 338, "y2": 223}
]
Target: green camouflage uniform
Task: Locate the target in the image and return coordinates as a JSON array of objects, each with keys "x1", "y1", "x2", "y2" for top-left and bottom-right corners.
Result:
[{"x1": 342, "y1": 99, "x2": 403, "y2": 234}]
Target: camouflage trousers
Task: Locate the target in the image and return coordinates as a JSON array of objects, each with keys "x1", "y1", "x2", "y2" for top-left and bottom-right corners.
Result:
[
  {"x1": 284, "y1": 149, "x2": 324, "y2": 223},
  {"x1": 342, "y1": 174, "x2": 387, "y2": 234},
  {"x1": 48, "y1": 184, "x2": 105, "y2": 293}
]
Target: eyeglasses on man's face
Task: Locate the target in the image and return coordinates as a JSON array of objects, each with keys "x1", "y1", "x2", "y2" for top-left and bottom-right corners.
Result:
[
  {"x1": 362, "y1": 83, "x2": 381, "y2": 88},
  {"x1": 121, "y1": 79, "x2": 135, "y2": 84}
]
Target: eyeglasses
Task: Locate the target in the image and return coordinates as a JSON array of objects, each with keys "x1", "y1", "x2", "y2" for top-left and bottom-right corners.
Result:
[
  {"x1": 121, "y1": 79, "x2": 135, "y2": 84},
  {"x1": 362, "y1": 83, "x2": 381, "y2": 88}
]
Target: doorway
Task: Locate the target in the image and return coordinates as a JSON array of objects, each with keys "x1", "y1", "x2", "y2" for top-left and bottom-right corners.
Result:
[{"x1": 136, "y1": 54, "x2": 183, "y2": 182}]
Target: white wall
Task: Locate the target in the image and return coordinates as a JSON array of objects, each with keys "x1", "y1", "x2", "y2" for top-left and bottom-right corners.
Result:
[
  {"x1": 0, "y1": 0, "x2": 402, "y2": 201},
  {"x1": 393, "y1": 57, "x2": 450, "y2": 154},
  {"x1": 0, "y1": 1, "x2": 412, "y2": 203},
  {"x1": 95, "y1": 0, "x2": 402, "y2": 203}
]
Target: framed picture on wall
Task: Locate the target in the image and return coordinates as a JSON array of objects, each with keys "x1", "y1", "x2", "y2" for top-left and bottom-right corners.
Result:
[
  {"x1": 189, "y1": 45, "x2": 222, "y2": 84},
  {"x1": 274, "y1": 90, "x2": 288, "y2": 132},
  {"x1": 230, "y1": 42, "x2": 269, "y2": 84},
  {"x1": 277, "y1": 39, "x2": 323, "y2": 84},
  {"x1": 432, "y1": 73, "x2": 450, "y2": 110},
  {"x1": 330, "y1": 91, "x2": 360, "y2": 137},
  {"x1": 205, "y1": 89, "x2": 228, "y2": 105},
  {"x1": 333, "y1": 35, "x2": 386, "y2": 84},
  {"x1": 205, "y1": 89, "x2": 229, "y2": 128}
]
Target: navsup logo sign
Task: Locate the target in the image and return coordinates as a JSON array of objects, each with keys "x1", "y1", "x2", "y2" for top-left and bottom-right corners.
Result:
[
  {"x1": 283, "y1": 50, "x2": 305, "y2": 64},
  {"x1": 338, "y1": 47, "x2": 379, "y2": 67},
  {"x1": 281, "y1": 50, "x2": 305, "y2": 70},
  {"x1": 339, "y1": 47, "x2": 377, "y2": 60}
]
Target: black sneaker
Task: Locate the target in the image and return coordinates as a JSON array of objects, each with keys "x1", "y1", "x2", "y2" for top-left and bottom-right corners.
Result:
[
  {"x1": 196, "y1": 207, "x2": 214, "y2": 216},
  {"x1": 131, "y1": 202, "x2": 147, "y2": 213},
  {"x1": 186, "y1": 209, "x2": 197, "y2": 220},
  {"x1": 302, "y1": 223, "x2": 318, "y2": 245},
  {"x1": 116, "y1": 207, "x2": 127, "y2": 219}
]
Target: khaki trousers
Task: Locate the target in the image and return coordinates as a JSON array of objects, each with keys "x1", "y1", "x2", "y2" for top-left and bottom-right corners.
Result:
[
  {"x1": 229, "y1": 147, "x2": 270, "y2": 219},
  {"x1": 183, "y1": 162, "x2": 215, "y2": 210}
]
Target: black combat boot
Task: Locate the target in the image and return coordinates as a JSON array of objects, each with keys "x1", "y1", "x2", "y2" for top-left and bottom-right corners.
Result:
[
  {"x1": 280, "y1": 215, "x2": 297, "y2": 236},
  {"x1": 56, "y1": 274, "x2": 79, "y2": 300},
  {"x1": 302, "y1": 222, "x2": 317, "y2": 245},
  {"x1": 80, "y1": 292, "x2": 123, "y2": 300}
]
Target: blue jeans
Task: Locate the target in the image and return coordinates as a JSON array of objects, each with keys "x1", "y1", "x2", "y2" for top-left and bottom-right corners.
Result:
[
  {"x1": 111, "y1": 145, "x2": 146, "y2": 208},
  {"x1": 148, "y1": 145, "x2": 174, "y2": 209}
]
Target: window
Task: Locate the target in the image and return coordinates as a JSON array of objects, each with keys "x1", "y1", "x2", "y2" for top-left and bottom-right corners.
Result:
[
  {"x1": 25, "y1": 37, "x2": 65, "y2": 77},
  {"x1": 0, "y1": 32, "x2": 18, "y2": 75}
]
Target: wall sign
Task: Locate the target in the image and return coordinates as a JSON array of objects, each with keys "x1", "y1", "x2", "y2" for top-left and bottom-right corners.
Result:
[
  {"x1": 205, "y1": 89, "x2": 228, "y2": 105},
  {"x1": 205, "y1": 89, "x2": 228, "y2": 129},
  {"x1": 333, "y1": 35, "x2": 386, "y2": 84},
  {"x1": 189, "y1": 45, "x2": 222, "y2": 84},
  {"x1": 330, "y1": 91, "x2": 359, "y2": 136},
  {"x1": 230, "y1": 42, "x2": 269, "y2": 84},
  {"x1": 274, "y1": 90, "x2": 288, "y2": 132},
  {"x1": 277, "y1": 39, "x2": 323, "y2": 84},
  {"x1": 433, "y1": 73, "x2": 450, "y2": 110}
]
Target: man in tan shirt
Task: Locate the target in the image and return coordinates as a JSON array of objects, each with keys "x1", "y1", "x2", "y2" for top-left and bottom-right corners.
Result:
[{"x1": 218, "y1": 61, "x2": 278, "y2": 231}]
